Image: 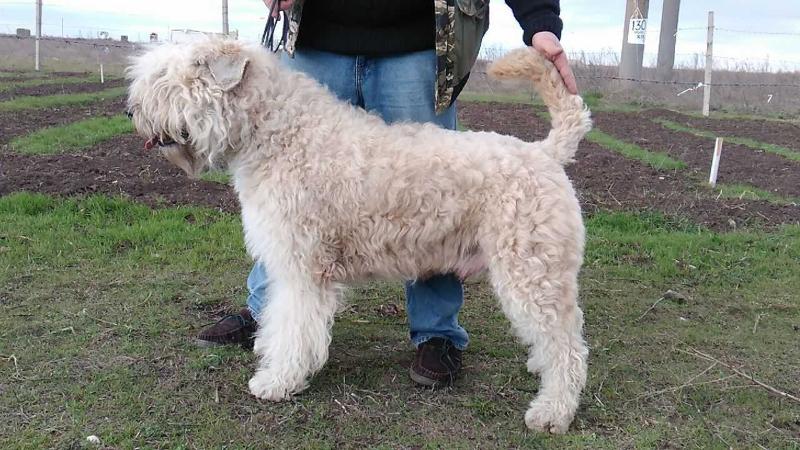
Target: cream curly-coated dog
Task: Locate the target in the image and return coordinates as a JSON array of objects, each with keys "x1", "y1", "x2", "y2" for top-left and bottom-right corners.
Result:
[{"x1": 126, "y1": 38, "x2": 592, "y2": 433}]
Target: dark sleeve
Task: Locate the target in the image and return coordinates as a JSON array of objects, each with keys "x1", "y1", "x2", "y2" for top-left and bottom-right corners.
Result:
[{"x1": 504, "y1": 0, "x2": 562, "y2": 45}]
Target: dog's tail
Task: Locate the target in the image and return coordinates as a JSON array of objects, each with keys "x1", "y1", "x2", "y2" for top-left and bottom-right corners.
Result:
[{"x1": 487, "y1": 49, "x2": 592, "y2": 165}]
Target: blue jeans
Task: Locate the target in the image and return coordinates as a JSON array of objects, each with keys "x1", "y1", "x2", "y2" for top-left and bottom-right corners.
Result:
[{"x1": 246, "y1": 48, "x2": 468, "y2": 350}]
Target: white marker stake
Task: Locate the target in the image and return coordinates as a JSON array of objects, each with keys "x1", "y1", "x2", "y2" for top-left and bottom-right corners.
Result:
[
  {"x1": 100, "y1": 64, "x2": 104, "y2": 84},
  {"x1": 709, "y1": 137, "x2": 723, "y2": 187}
]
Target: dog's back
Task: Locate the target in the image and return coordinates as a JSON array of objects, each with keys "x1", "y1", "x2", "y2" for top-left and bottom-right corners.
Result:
[{"x1": 487, "y1": 49, "x2": 592, "y2": 165}]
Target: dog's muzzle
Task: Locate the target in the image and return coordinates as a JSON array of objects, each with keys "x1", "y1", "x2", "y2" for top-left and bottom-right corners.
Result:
[
  {"x1": 125, "y1": 109, "x2": 189, "y2": 151},
  {"x1": 142, "y1": 130, "x2": 190, "y2": 151}
]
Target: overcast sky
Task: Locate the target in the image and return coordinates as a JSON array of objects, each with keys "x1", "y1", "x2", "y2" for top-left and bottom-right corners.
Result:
[{"x1": 1, "y1": 0, "x2": 798, "y2": 70}]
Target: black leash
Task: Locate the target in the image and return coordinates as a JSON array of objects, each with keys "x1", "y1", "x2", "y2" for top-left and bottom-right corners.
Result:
[{"x1": 261, "y1": 0, "x2": 289, "y2": 53}]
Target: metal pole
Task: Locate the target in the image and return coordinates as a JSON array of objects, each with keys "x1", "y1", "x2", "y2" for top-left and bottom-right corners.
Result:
[
  {"x1": 702, "y1": 11, "x2": 714, "y2": 117},
  {"x1": 620, "y1": 0, "x2": 650, "y2": 81},
  {"x1": 35, "y1": 0, "x2": 42, "y2": 71},
  {"x1": 656, "y1": 0, "x2": 681, "y2": 81},
  {"x1": 222, "y1": 0, "x2": 229, "y2": 35}
]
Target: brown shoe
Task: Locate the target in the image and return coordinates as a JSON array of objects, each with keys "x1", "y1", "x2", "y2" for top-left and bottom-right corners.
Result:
[
  {"x1": 409, "y1": 337, "x2": 463, "y2": 387},
  {"x1": 196, "y1": 308, "x2": 258, "y2": 349}
]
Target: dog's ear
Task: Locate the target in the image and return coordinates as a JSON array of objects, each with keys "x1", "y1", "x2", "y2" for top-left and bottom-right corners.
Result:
[{"x1": 207, "y1": 53, "x2": 250, "y2": 91}]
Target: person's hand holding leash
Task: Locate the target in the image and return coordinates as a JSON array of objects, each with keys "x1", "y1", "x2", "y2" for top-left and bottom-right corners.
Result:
[{"x1": 532, "y1": 31, "x2": 577, "y2": 95}]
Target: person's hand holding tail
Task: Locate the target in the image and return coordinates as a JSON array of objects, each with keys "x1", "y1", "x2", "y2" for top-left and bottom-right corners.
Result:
[{"x1": 532, "y1": 31, "x2": 577, "y2": 94}]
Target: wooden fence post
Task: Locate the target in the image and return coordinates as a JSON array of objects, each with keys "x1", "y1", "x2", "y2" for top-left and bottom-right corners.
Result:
[{"x1": 703, "y1": 11, "x2": 715, "y2": 117}]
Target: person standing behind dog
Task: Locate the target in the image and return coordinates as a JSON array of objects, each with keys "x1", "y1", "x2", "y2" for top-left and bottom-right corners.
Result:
[{"x1": 197, "y1": 0, "x2": 577, "y2": 387}]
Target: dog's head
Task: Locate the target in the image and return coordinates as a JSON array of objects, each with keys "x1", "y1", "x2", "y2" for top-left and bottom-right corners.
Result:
[{"x1": 126, "y1": 38, "x2": 260, "y2": 177}]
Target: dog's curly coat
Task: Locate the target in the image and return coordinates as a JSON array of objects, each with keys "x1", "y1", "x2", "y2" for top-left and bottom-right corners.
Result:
[{"x1": 126, "y1": 39, "x2": 592, "y2": 433}]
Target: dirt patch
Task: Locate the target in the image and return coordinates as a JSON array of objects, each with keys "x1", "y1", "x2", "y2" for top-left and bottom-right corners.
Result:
[
  {"x1": 0, "y1": 133, "x2": 239, "y2": 213},
  {"x1": 0, "y1": 96, "x2": 126, "y2": 146},
  {"x1": 644, "y1": 109, "x2": 800, "y2": 152},
  {"x1": 0, "y1": 79, "x2": 125, "y2": 102},
  {"x1": 1, "y1": 100, "x2": 798, "y2": 230},
  {"x1": 458, "y1": 102, "x2": 800, "y2": 230},
  {"x1": 593, "y1": 111, "x2": 800, "y2": 198}
]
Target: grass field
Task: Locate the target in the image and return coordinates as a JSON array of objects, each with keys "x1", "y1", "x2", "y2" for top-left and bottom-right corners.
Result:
[
  {"x1": 0, "y1": 86, "x2": 126, "y2": 112},
  {"x1": 9, "y1": 115, "x2": 132, "y2": 154},
  {"x1": 0, "y1": 75, "x2": 105, "y2": 93},
  {"x1": 2, "y1": 193, "x2": 798, "y2": 448},
  {"x1": 586, "y1": 129, "x2": 686, "y2": 171},
  {"x1": 655, "y1": 118, "x2": 800, "y2": 163},
  {"x1": 199, "y1": 170, "x2": 233, "y2": 185},
  {"x1": 535, "y1": 109, "x2": 686, "y2": 171},
  {"x1": 2, "y1": 72, "x2": 799, "y2": 448},
  {"x1": 0, "y1": 72, "x2": 41, "y2": 78},
  {"x1": 459, "y1": 91, "x2": 541, "y2": 105},
  {"x1": 713, "y1": 183, "x2": 800, "y2": 205}
]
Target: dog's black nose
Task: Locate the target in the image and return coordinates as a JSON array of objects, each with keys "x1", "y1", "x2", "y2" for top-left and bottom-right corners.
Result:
[{"x1": 125, "y1": 110, "x2": 133, "y2": 119}]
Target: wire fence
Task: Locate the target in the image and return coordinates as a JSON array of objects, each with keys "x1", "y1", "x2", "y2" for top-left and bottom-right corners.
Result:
[
  {"x1": 474, "y1": 20, "x2": 800, "y2": 115},
  {"x1": 466, "y1": 62, "x2": 799, "y2": 115},
  {"x1": 1, "y1": 14, "x2": 799, "y2": 114},
  {"x1": 574, "y1": 76, "x2": 800, "y2": 89},
  {"x1": 5, "y1": 34, "x2": 142, "y2": 49}
]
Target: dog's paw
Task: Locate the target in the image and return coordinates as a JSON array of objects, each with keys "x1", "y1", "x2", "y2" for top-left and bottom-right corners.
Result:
[
  {"x1": 524, "y1": 400, "x2": 573, "y2": 434},
  {"x1": 248, "y1": 371, "x2": 295, "y2": 401}
]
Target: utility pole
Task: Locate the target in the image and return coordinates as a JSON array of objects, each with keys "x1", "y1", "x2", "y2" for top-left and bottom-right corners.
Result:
[
  {"x1": 619, "y1": 0, "x2": 650, "y2": 81},
  {"x1": 35, "y1": 0, "x2": 42, "y2": 71},
  {"x1": 222, "y1": 0, "x2": 229, "y2": 35},
  {"x1": 656, "y1": 0, "x2": 681, "y2": 81},
  {"x1": 703, "y1": 11, "x2": 714, "y2": 117}
]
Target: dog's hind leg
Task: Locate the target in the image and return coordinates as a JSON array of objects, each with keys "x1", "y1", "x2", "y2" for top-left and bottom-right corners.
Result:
[
  {"x1": 248, "y1": 272, "x2": 339, "y2": 401},
  {"x1": 487, "y1": 246, "x2": 588, "y2": 434}
]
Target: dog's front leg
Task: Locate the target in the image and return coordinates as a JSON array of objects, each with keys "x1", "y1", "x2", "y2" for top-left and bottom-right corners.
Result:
[{"x1": 248, "y1": 274, "x2": 338, "y2": 401}]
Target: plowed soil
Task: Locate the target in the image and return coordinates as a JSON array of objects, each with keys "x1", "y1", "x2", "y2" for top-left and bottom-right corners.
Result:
[
  {"x1": 2, "y1": 97, "x2": 798, "y2": 231},
  {"x1": 458, "y1": 102, "x2": 799, "y2": 230},
  {"x1": 1, "y1": 134, "x2": 238, "y2": 213},
  {"x1": 592, "y1": 111, "x2": 800, "y2": 198},
  {"x1": 643, "y1": 108, "x2": 800, "y2": 151}
]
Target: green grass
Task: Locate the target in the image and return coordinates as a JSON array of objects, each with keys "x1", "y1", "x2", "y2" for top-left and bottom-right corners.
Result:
[
  {"x1": 459, "y1": 90, "x2": 643, "y2": 113},
  {"x1": 8, "y1": 115, "x2": 132, "y2": 155},
  {"x1": 0, "y1": 73, "x2": 28, "y2": 79},
  {"x1": 464, "y1": 99, "x2": 687, "y2": 174},
  {"x1": 581, "y1": 91, "x2": 603, "y2": 109},
  {"x1": 459, "y1": 90, "x2": 542, "y2": 105},
  {"x1": 580, "y1": 91, "x2": 643, "y2": 113},
  {"x1": 534, "y1": 109, "x2": 685, "y2": 171},
  {"x1": 586, "y1": 129, "x2": 686, "y2": 170},
  {"x1": 1, "y1": 192, "x2": 798, "y2": 448},
  {"x1": 0, "y1": 75, "x2": 106, "y2": 93},
  {"x1": 0, "y1": 86, "x2": 126, "y2": 112},
  {"x1": 199, "y1": 170, "x2": 232, "y2": 185},
  {"x1": 680, "y1": 108, "x2": 799, "y2": 123},
  {"x1": 711, "y1": 183, "x2": 799, "y2": 205},
  {"x1": 0, "y1": 71, "x2": 48, "y2": 79},
  {"x1": 654, "y1": 118, "x2": 800, "y2": 162}
]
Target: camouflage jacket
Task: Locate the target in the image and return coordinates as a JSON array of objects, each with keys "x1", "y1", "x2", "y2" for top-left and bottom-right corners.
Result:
[{"x1": 283, "y1": 0, "x2": 490, "y2": 114}]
